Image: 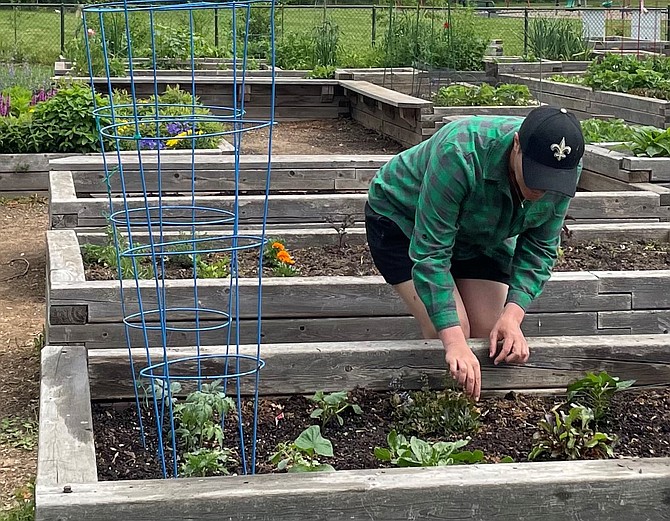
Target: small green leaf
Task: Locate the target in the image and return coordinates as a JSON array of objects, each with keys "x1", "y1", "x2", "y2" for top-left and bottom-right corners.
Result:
[
  {"x1": 310, "y1": 408, "x2": 324, "y2": 419},
  {"x1": 374, "y1": 447, "x2": 392, "y2": 461},
  {"x1": 295, "y1": 425, "x2": 333, "y2": 458}
]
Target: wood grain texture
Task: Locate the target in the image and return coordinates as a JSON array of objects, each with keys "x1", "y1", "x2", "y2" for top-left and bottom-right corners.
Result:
[
  {"x1": 34, "y1": 458, "x2": 670, "y2": 521},
  {"x1": 339, "y1": 80, "x2": 432, "y2": 108},
  {"x1": 88, "y1": 335, "x2": 670, "y2": 399},
  {"x1": 36, "y1": 346, "x2": 97, "y2": 488},
  {"x1": 47, "y1": 230, "x2": 85, "y2": 283},
  {"x1": 595, "y1": 270, "x2": 670, "y2": 309},
  {"x1": 47, "y1": 311, "x2": 601, "y2": 349}
]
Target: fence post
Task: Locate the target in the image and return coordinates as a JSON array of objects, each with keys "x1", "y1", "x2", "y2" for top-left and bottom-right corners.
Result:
[
  {"x1": 60, "y1": 2, "x2": 66, "y2": 55},
  {"x1": 214, "y1": 8, "x2": 219, "y2": 48},
  {"x1": 667, "y1": 5, "x2": 670, "y2": 41},
  {"x1": 371, "y1": 5, "x2": 377, "y2": 47},
  {"x1": 524, "y1": 8, "x2": 528, "y2": 57}
]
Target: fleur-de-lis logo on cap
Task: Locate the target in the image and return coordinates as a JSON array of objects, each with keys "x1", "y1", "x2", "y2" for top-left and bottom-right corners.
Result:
[{"x1": 551, "y1": 137, "x2": 571, "y2": 162}]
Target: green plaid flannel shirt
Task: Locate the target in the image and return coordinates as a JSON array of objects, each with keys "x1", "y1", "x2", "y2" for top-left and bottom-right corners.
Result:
[{"x1": 367, "y1": 115, "x2": 577, "y2": 332}]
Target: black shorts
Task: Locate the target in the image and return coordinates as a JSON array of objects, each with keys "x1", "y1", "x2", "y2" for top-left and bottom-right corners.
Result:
[{"x1": 364, "y1": 202, "x2": 511, "y2": 286}]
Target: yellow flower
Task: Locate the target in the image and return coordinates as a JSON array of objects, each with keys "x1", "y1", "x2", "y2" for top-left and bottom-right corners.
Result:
[
  {"x1": 276, "y1": 250, "x2": 295, "y2": 265},
  {"x1": 166, "y1": 129, "x2": 194, "y2": 149},
  {"x1": 271, "y1": 242, "x2": 285, "y2": 251}
]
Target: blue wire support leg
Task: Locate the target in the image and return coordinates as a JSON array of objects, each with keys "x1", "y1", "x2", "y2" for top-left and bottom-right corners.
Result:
[{"x1": 83, "y1": 0, "x2": 277, "y2": 478}]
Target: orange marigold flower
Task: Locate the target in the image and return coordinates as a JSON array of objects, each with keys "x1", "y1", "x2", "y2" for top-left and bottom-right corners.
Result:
[
  {"x1": 271, "y1": 241, "x2": 285, "y2": 251},
  {"x1": 276, "y1": 250, "x2": 295, "y2": 265}
]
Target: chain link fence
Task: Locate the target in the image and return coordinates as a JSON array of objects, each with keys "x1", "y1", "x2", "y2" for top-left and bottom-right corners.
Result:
[{"x1": 0, "y1": 3, "x2": 669, "y2": 67}]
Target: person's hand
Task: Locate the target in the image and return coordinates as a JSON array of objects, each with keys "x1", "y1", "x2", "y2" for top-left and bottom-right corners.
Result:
[
  {"x1": 445, "y1": 340, "x2": 481, "y2": 401},
  {"x1": 489, "y1": 303, "x2": 530, "y2": 366}
]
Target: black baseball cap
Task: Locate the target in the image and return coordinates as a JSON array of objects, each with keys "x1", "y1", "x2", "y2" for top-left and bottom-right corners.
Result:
[{"x1": 518, "y1": 106, "x2": 585, "y2": 198}]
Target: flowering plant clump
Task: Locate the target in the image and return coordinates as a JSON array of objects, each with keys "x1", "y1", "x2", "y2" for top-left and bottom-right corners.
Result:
[
  {"x1": 263, "y1": 240, "x2": 298, "y2": 277},
  {"x1": 111, "y1": 85, "x2": 223, "y2": 151}
]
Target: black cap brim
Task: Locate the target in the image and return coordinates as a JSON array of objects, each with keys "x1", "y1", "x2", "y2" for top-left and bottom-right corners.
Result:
[{"x1": 522, "y1": 153, "x2": 579, "y2": 198}]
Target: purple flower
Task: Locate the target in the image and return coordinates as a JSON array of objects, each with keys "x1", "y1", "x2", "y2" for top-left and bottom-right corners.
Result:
[
  {"x1": 139, "y1": 138, "x2": 164, "y2": 150},
  {"x1": 166, "y1": 122, "x2": 182, "y2": 135},
  {"x1": 30, "y1": 88, "x2": 57, "y2": 106},
  {"x1": 0, "y1": 95, "x2": 10, "y2": 117}
]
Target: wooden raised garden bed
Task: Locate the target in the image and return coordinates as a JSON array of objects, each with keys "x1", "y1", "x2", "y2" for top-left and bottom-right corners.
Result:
[
  {"x1": 580, "y1": 144, "x2": 670, "y2": 200},
  {"x1": 35, "y1": 336, "x2": 670, "y2": 520},
  {"x1": 48, "y1": 163, "x2": 670, "y2": 231},
  {"x1": 500, "y1": 72, "x2": 670, "y2": 129},
  {"x1": 46, "y1": 227, "x2": 670, "y2": 349}
]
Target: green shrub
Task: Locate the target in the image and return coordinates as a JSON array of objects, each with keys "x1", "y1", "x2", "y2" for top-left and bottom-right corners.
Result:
[
  {"x1": 381, "y1": 8, "x2": 489, "y2": 71},
  {"x1": 28, "y1": 82, "x2": 106, "y2": 153},
  {"x1": 433, "y1": 83, "x2": 535, "y2": 107},
  {"x1": 276, "y1": 32, "x2": 315, "y2": 69}
]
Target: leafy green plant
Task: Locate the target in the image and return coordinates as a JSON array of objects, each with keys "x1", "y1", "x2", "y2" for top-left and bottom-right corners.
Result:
[
  {"x1": 137, "y1": 379, "x2": 182, "y2": 408},
  {"x1": 582, "y1": 54, "x2": 670, "y2": 98},
  {"x1": 622, "y1": 126, "x2": 670, "y2": 158},
  {"x1": 305, "y1": 66, "x2": 337, "y2": 79},
  {"x1": 263, "y1": 239, "x2": 298, "y2": 277},
  {"x1": 549, "y1": 74, "x2": 585, "y2": 85},
  {"x1": 313, "y1": 20, "x2": 340, "y2": 68},
  {"x1": 180, "y1": 448, "x2": 235, "y2": 477},
  {"x1": 374, "y1": 430, "x2": 483, "y2": 467},
  {"x1": 528, "y1": 404, "x2": 617, "y2": 461},
  {"x1": 174, "y1": 379, "x2": 236, "y2": 452},
  {"x1": 308, "y1": 390, "x2": 362, "y2": 427},
  {"x1": 392, "y1": 388, "x2": 481, "y2": 438},
  {"x1": 433, "y1": 83, "x2": 534, "y2": 107},
  {"x1": 81, "y1": 227, "x2": 154, "y2": 280},
  {"x1": 276, "y1": 32, "x2": 315, "y2": 70},
  {"x1": 566, "y1": 371, "x2": 635, "y2": 424},
  {"x1": 196, "y1": 256, "x2": 230, "y2": 278},
  {"x1": 580, "y1": 118, "x2": 638, "y2": 144},
  {"x1": 527, "y1": 16, "x2": 590, "y2": 61},
  {"x1": 0, "y1": 416, "x2": 38, "y2": 451},
  {"x1": 269, "y1": 425, "x2": 335, "y2": 472}
]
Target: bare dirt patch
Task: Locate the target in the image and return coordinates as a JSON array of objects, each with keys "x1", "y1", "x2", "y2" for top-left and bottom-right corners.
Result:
[
  {"x1": 241, "y1": 118, "x2": 405, "y2": 155},
  {"x1": 0, "y1": 197, "x2": 47, "y2": 510}
]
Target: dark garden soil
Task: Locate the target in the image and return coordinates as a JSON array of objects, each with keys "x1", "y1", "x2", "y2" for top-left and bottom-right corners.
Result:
[
  {"x1": 92, "y1": 386, "x2": 670, "y2": 481},
  {"x1": 84, "y1": 239, "x2": 670, "y2": 281},
  {"x1": 240, "y1": 118, "x2": 405, "y2": 155}
]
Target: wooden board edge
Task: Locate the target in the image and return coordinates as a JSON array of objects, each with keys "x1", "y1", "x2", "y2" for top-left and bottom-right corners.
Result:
[
  {"x1": 34, "y1": 458, "x2": 670, "y2": 521},
  {"x1": 36, "y1": 346, "x2": 97, "y2": 491}
]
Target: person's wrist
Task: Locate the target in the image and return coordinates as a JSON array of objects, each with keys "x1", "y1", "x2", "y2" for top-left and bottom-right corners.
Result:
[
  {"x1": 438, "y1": 325, "x2": 468, "y2": 351},
  {"x1": 502, "y1": 302, "x2": 525, "y2": 325}
]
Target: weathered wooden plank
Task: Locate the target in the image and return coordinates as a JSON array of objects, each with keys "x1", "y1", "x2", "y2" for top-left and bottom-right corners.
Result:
[
  {"x1": 36, "y1": 346, "x2": 97, "y2": 488},
  {"x1": 73, "y1": 168, "x2": 362, "y2": 194},
  {"x1": 599, "y1": 310, "x2": 670, "y2": 334},
  {"x1": 582, "y1": 145, "x2": 650, "y2": 183},
  {"x1": 564, "y1": 222, "x2": 670, "y2": 242},
  {"x1": 595, "y1": 270, "x2": 670, "y2": 309},
  {"x1": 591, "y1": 90, "x2": 669, "y2": 115},
  {"x1": 578, "y1": 170, "x2": 639, "y2": 192},
  {"x1": 623, "y1": 156, "x2": 670, "y2": 182},
  {"x1": 47, "y1": 311, "x2": 600, "y2": 349},
  {"x1": 635, "y1": 183, "x2": 670, "y2": 205},
  {"x1": 0, "y1": 171, "x2": 49, "y2": 193},
  {"x1": 350, "y1": 106, "x2": 423, "y2": 147},
  {"x1": 589, "y1": 102, "x2": 667, "y2": 128},
  {"x1": 49, "y1": 272, "x2": 632, "y2": 325},
  {"x1": 86, "y1": 335, "x2": 670, "y2": 399},
  {"x1": 339, "y1": 80, "x2": 432, "y2": 109},
  {"x1": 53, "y1": 154, "x2": 393, "y2": 172},
  {"x1": 568, "y1": 192, "x2": 668, "y2": 219},
  {"x1": 47, "y1": 230, "x2": 85, "y2": 283},
  {"x1": 34, "y1": 458, "x2": 670, "y2": 521}
]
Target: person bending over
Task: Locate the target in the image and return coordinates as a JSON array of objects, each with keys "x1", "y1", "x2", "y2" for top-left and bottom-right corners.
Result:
[{"x1": 365, "y1": 106, "x2": 585, "y2": 401}]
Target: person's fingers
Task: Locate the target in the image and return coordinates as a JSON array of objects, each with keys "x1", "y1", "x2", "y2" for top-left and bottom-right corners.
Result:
[
  {"x1": 473, "y1": 361, "x2": 481, "y2": 402},
  {"x1": 465, "y1": 364, "x2": 475, "y2": 398},
  {"x1": 494, "y1": 335, "x2": 513, "y2": 365},
  {"x1": 448, "y1": 357, "x2": 459, "y2": 381},
  {"x1": 489, "y1": 327, "x2": 500, "y2": 358},
  {"x1": 457, "y1": 362, "x2": 468, "y2": 387}
]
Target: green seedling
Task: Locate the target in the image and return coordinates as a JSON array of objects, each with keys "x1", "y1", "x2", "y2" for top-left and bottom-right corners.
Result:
[
  {"x1": 309, "y1": 390, "x2": 362, "y2": 427},
  {"x1": 269, "y1": 425, "x2": 335, "y2": 473},
  {"x1": 374, "y1": 430, "x2": 484, "y2": 467},
  {"x1": 566, "y1": 371, "x2": 635, "y2": 424}
]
